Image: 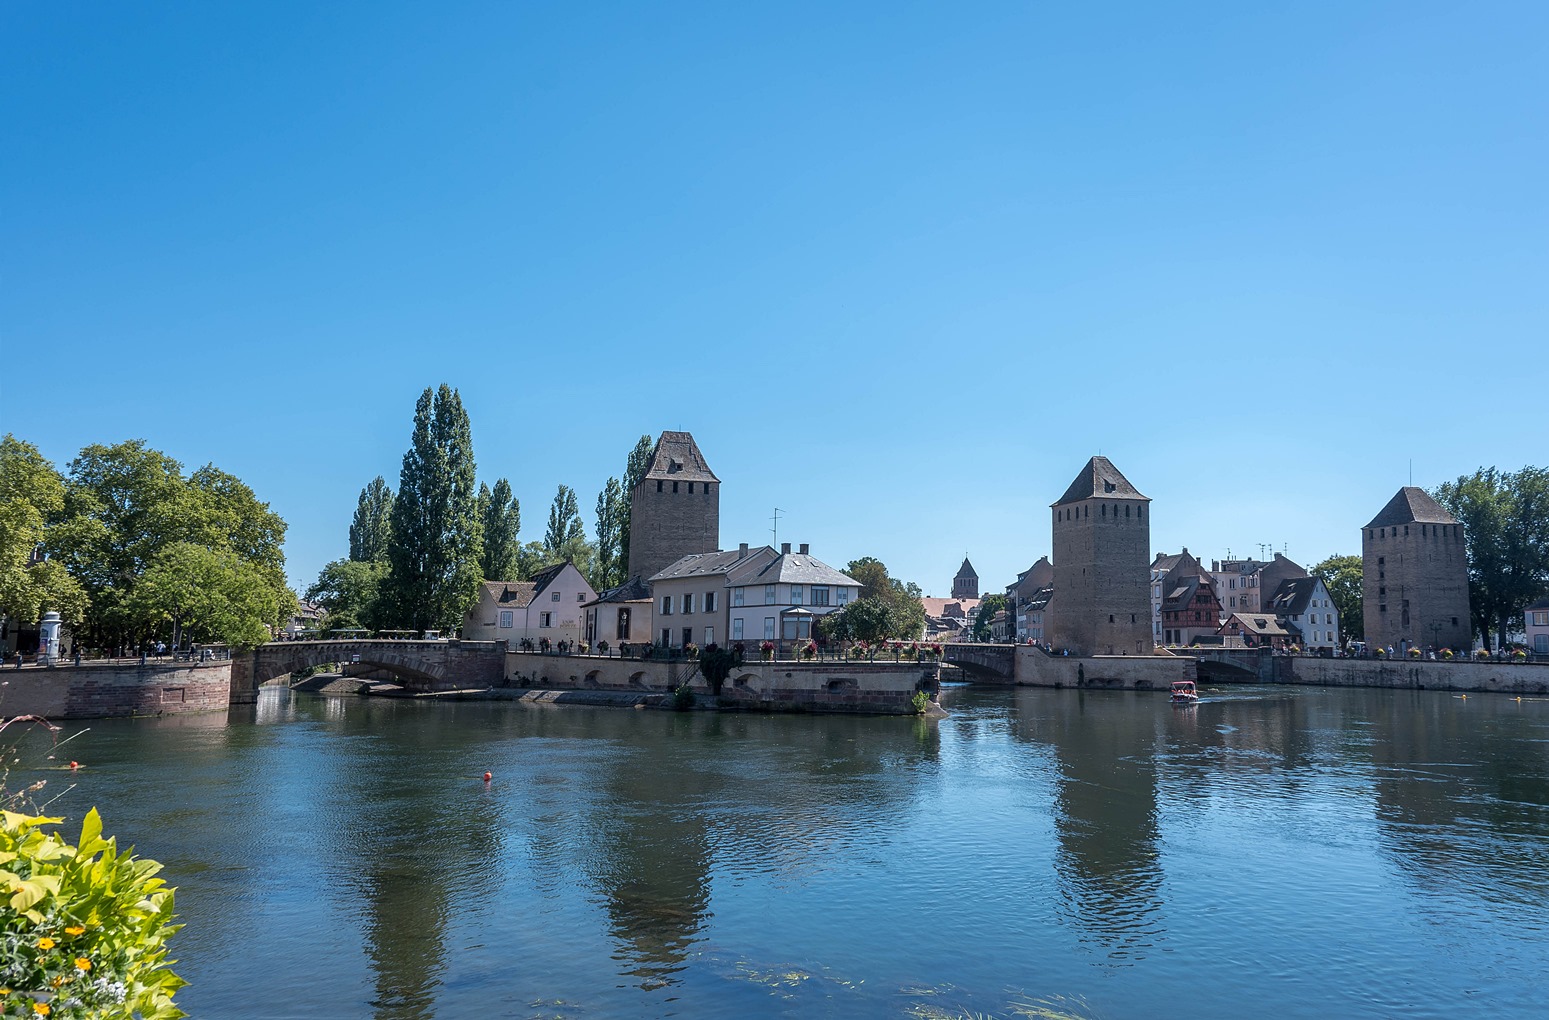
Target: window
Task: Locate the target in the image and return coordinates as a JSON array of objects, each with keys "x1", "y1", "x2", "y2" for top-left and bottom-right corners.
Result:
[
  {"x1": 657, "y1": 480, "x2": 663, "y2": 492},
  {"x1": 540, "y1": 612, "x2": 552, "y2": 628},
  {"x1": 790, "y1": 586, "x2": 804, "y2": 606},
  {"x1": 811, "y1": 586, "x2": 830, "y2": 606},
  {"x1": 764, "y1": 617, "x2": 776, "y2": 639},
  {"x1": 617, "y1": 608, "x2": 631, "y2": 640},
  {"x1": 672, "y1": 481, "x2": 679, "y2": 493},
  {"x1": 836, "y1": 588, "x2": 849, "y2": 605},
  {"x1": 498, "y1": 610, "x2": 513, "y2": 629},
  {"x1": 1533, "y1": 612, "x2": 1549, "y2": 627},
  {"x1": 732, "y1": 618, "x2": 744, "y2": 639},
  {"x1": 661, "y1": 628, "x2": 671, "y2": 646},
  {"x1": 734, "y1": 587, "x2": 744, "y2": 606},
  {"x1": 577, "y1": 592, "x2": 585, "y2": 602},
  {"x1": 705, "y1": 591, "x2": 717, "y2": 612},
  {"x1": 704, "y1": 627, "x2": 714, "y2": 645},
  {"x1": 765, "y1": 584, "x2": 776, "y2": 605},
  {"x1": 682, "y1": 627, "x2": 692, "y2": 647},
  {"x1": 661, "y1": 596, "x2": 673, "y2": 615},
  {"x1": 683, "y1": 593, "x2": 694, "y2": 614},
  {"x1": 688, "y1": 482, "x2": 694, "y2": 494}
]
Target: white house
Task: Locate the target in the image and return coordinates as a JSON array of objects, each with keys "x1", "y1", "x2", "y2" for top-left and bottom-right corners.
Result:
[
  {"x1": 1265, "y1": 575, "x2": 1340, "y2": 652},
  {"x1": 649, "y1": 544, "x2": 777, "y2": 650},
  {"x1": 461, "y1": 561, "x2": 597, "y2": 647},
  {"x1": 1527, "y1": 598, "x2": 1549, "y2": 656},
  {"x1": 582, "y1": 574, "x2": 654, "y2": 650},
  {"x1": 725, "y1": 543, "x2": 860, "y2": 646}
]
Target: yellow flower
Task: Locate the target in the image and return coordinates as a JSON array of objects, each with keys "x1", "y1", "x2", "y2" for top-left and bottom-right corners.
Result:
[
  {"x1": 50, "y1": 976, "x2": 66, "y2": 988},
  {"x1": 64, "y1": 925, "x2": 85, "y2": 937},
  {"x1": 32, "y1": 1003, "x2": 51, "y2": 1016},
  {"x1": 36, "y1": 937, "x2": 56, "y2": 950},
  {"x1": 75, "y1": 958, "x2": 91, "y2": 972}
]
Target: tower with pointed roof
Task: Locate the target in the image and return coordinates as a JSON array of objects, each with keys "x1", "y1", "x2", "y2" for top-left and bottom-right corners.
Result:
[
  {"x1": 1361, "y1": 486, "x2": 1471, "y2": 652},
  {"x1": 1049, "y1": 456, "x2": 1153, "y2": 655},
  {"x1": 626, "y1": 431, "x2": 721, "y2": 583},
  {"x1": 952, "y1": 557, "x2": 979, "y2": 599}
]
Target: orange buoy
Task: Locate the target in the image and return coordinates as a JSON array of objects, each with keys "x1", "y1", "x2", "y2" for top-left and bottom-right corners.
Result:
[
  {"x1": 483, "y1": 771, "x2": 492, "y2": 782},
  {"x1": 69, "y1": 761, "x2": 79, "y2": 770}
]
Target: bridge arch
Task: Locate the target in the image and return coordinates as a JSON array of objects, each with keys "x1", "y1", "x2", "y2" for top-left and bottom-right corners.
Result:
[{"x1": 230, "y1": 640, "x2": 503, "y2": 703}]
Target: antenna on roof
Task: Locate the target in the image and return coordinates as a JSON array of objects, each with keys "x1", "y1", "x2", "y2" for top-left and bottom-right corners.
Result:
[
  {"x1": 771, "y1": 507, "x2": 783, "y2": 548},
  {"x1": 1409, "y1": 459, "x2": 1413, "y2": 486}
]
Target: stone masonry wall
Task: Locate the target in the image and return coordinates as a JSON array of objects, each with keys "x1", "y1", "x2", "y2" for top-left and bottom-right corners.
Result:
[
  {"x1": 626, "y1": 479, "x2": 719, "y2": 583},
  {"x1": 1288, "y1": 657, "x2": 1549, "y2": 694},
  {"x1": 1051, "y1": 497, "x2": 1152, "y2": 656},
  {"x1": 1014, "y1": 645, "x2": 1193, "y2": 688},
  {"x1": 505, "y1": 651, "x2": 933, "y2": 714},
  {"x1": 1, "y1": 661, "x2": 231, "y2": 720},
  {"x1": 1363, "y1": 523, "x2": 1471, "y2": 652}
]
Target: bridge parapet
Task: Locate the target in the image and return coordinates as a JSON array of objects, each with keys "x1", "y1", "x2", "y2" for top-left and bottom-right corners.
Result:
[
  {"x1": 942, "y1": 643, "x2": 1016, "y2": 682},
  {"x1": 230, "y1": 639, "x2": 506, "y2": 703}
]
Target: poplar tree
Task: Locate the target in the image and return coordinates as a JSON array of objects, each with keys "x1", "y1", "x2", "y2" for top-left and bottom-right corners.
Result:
[
  {"x1": 480, "y1": 478, "x2": 520, "y2": 581},
  {"x1": 616, "y1": 434, "x2": 653, "y2": 577},
  {"x1": 544, "y1": 485, "x2": 584, "y2": 553},
  {"x1": 593, "y1": 477, "x2": 626, "y2": 590},
  {"x1": 385, "y1": 385, "x2": 483, "y2": 632},
  {"x1": 349, "y1": 476, "x2": 394, "y2": 562}
]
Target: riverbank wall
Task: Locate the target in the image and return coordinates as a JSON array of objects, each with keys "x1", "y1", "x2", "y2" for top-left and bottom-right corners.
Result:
[
  {"x1": 1282, "y1": 657, "x2": 1549, "y2": 694},
  {"x1": 0, "y1": 660, "x2": 232, "y2": 719},
  {"x1": 504, "y1": 650, "x2": 936, "y2": 714},
  {"x1": 1013, "y1": 646, "x2": 1195, "y2": 688}
]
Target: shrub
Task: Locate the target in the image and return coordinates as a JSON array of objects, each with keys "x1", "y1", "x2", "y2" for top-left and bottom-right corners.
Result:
[
  {"x1": 800, "y1": 640, "x2": 817, "y2": 660},
  {"x1": 1408, "y1": 647, "x2": 1422, "y2": 658},
  {"x1": 671, "y1": 684, "x2": 695, "y2": 711},
  {"x1": 597, "y1": 640, "x2": 609, "y2": 655},
  {"x1": 1440, "y1": 648, "x2": 1454, "y2": 660},
  {"x1": 684, "y1": 643, "x2": 699, "y2": 660},
  {"x1": 0, "y1": 809, "x2": 185, "y2": 1019},
  {"x1": 909, "y1": 690, "x2": 931, "y2": 714},
  {"x1": 1513, "y1": 649, "x2": 1528, "y2": 661},
  {"x1": 759, "y1": 641, "x2": 775, "y2": 661},
  {"x1": 1476, "y1": 648, "x2": 1491, "y2": 660}
]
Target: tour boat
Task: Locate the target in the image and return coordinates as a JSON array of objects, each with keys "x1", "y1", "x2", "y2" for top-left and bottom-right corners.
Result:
[{"x1": 1170, "y1": 680, "x2": 1199, "y2": 703}]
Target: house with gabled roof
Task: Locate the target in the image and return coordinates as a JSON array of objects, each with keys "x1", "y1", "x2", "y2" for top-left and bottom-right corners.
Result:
[
  {"x1": 582, "y1": 574, "x2": 654, "y2": 649},
  {"x1": 1265, "y1": 575, "x2": 1340, "y2": 652},
  {"x1": 1217, "y1": 611, "x2": 1294, "y2": 649},
  {"x1": 461, "y1": 561, "x2": 597, "y2": 647}
]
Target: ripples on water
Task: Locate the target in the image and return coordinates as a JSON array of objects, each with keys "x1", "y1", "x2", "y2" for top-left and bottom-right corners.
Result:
[{"x1": 11, "y1": 683, "x2": 1549, "y2": 1019}]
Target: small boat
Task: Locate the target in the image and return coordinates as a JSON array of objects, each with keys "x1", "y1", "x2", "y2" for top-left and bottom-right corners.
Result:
[{"x1": 1170, "y1": 680, "x2": 1199, "y2": 703}]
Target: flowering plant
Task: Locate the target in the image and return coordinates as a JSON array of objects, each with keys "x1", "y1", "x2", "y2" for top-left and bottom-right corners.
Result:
[
  {"x1": 1513, "y1": 649, "x2": 1528, "y2": 661},
  {"x1": 759, "y1": 640, "x2": 775, "y2": 661},
  {"x1": 1476, "y1": 648, "x2": 1491, "y2": 660},
  {"x1": 1408, "y1": 646, "x2": 1422, "y2": 658},
  {"x1": 800, "y1": 640, "x2": 817, "y2": 660},
  {"x1": 1440, "y1": 648, "x2": 1454, "y2": 660},
  {"x1": 0, "y1": 809, "x2": 185, "y2": 1019},
  {"x1": 597, "y1": 640, "x2": 609, "y2": 655},
  {"x1": 684, "y1": 643, "x2": 699, "y2": 659}
]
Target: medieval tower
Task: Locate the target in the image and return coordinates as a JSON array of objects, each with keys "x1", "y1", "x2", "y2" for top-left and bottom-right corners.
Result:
[
  {"x1": 1361, "y1": 487, "x2": 1472, "y2": 652},
  {"x1": 952, "y1": 557, "x2": 979, "y2": 599},
  {"x1": 1049, "y1": 456, "x2": 1153, "y2": 656},
  {"x1": 626, "y1": 431, "x2": 720, "y2": 582}
]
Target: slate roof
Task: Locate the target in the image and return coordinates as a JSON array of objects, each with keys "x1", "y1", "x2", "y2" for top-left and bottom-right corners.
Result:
[
  {"x1": 955, "y1": 557, "x2": 978, "y2": 579},
  {"x1": 586, "y1": 574, "x2": 655, "y2": 605},
  {"x1": 743, "y1": 551, "x2": 860, "y2": 587},
  {"x1": 1266, "y1": 576, "x2": 1321, "y2": 616},
  {"x1": 1053, "y1": 456, "x2": 1148, "y2": 506},
  {"x1": 1162, "y1": 576, "x2": 1203, "y2": 610},
  {"x1": 481, "y1": 580, "x2": 538, "y2": 609},
  {"x1": 1221, "y1": 612, "x2": 1293, "y2": 638},
  {"x1": 650, "y1": 545, "x2": 772, "y2": 582},
  {"x1": 641, "y1": 431, "x2": 719, "y2": 484},
  {"x1": 1528, "y1": 598, "x2": 1549, "y2": 613},
  {"x1": 1365, "y1": 486, "x2": 1458, "y2": 528},
  {"x1": 1024, "y1": 587, "x2": 1055, "y2": 612}
]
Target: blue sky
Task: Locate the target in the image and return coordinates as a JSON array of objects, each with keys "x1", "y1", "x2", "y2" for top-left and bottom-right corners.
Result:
[{"x1": 4, "y1": 1, "x2": 1545, "y2": 597}]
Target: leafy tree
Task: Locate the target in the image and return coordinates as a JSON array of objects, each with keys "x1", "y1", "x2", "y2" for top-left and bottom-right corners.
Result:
[
  {"x1": 1312, "y1": 554, "x2": 1363, "y2": 642},
  {"x1": 972, "y1": 593, "x2": 1009, "y2": 642},
  {"x1": 697, "y1": 643, "x2": 737, "y2": 696},
  {"x1": 819, "y1": 598, "x2": 899, "y2": 648},
  {"x1": 1434, "y1": 466, "x2": 1549, "y2": 648},
  {"x1": 593, "y1": 477, "x2": 627, "y2": 590},
  {"x1": 843, "y1": 556, "x2": 926, "y2": 640},
  {"x1": 129, "y1": 542, "x2": 290, "y2": 650},
  {"x1": 384, "y1": 385, "x2": 484, "y2": 633},
  {"x1": 349, "y1": 476, "x2": 394, "y2": 562},
  {"x1": 544, "y1": 484, "x2": 584, "y2": 553},
  {"x1": 0, "y1": 435, "x2": 88, "y2": 625},
  {"x1": 479, "y1": 478, "x2": 521, "y2": 581},
  {"x1": 306, "y1": 558, "x2": 390, "y2": 633},
  {"x1": 617, "y1": 434, "x2": 653, "y2": 575}
]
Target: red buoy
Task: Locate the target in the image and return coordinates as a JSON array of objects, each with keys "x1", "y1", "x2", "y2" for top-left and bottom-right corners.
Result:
[
  {"x1": 69, "y1": 761, "x2": 79, "y2": 770},
  {"x1": 483, "y1": 771, "x2": 492, "y2": 782}
]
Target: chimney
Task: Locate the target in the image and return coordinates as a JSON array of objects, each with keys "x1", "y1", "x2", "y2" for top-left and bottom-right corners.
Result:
[
  {"x1": 739, "y1": 542, "x2": 749, "y2": 556},
  {"x1": 781, "y1": 542, "x2": 791, "y2": 554},
  {"x1": 798, "y1": 543, "x2": 809, "y2": 555}
]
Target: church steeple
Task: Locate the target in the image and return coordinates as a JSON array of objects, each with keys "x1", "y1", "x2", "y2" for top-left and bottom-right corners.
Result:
[{"x1": 952, "y1": 556, "x2": 979, "y2": 599}]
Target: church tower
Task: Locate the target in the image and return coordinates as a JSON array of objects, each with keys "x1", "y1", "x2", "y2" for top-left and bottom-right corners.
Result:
[
  {"x1": 952, "y1": 557, "x2": 979, "y2": 599},
  {"x1": 1362, "y1": 487, "x2": 1471, "y2": 652},
  {"x1": 626, "y1": 431, "x2": 720, "y2": 582},
  {"x1": 1049, "y1": 456, "x2": 1153, "y2": 656}
]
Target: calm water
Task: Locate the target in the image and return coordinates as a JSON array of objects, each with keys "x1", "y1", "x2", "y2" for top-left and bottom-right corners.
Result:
[{"x1": 12, "y1": 683, "x2": 1549, "y2": 1019}]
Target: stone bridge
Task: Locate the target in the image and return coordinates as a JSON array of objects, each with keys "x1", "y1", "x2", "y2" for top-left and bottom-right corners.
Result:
[
  {"x1": 942, "y1": 643, "x2": 1015, "y2": 682},
  {"x1": 229, "y1": 639, "x2": 506, "y2": 704},
  {"x1": 1189, "y1": 647, "x2": 1284, "y2": 683}
]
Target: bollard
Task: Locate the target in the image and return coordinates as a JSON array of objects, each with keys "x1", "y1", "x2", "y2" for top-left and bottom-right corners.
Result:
[{"x1": 74, "y1": 651, "x2": 82, "y2": 666}]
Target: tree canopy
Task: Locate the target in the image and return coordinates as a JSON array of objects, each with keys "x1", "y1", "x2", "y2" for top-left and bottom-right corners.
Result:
[
  {"x1": 349, "y1": 476, "x2": 394, "y2": 562},
  {"x1": 0, "y1": 435, "x2": 87, "y2": 625},
  {"x1": 593, "y1": 476, "x2": 627, "y2": 591},
  {"x1": 972, "y1": 593, "x2": 1008, "y2": 642},
  {"x1": 479, "y1": 478, "x2": 521, "y2": 581},
  {"x1": 1433, "y1": 466, "x2": 1549, "y2": 647},
  {"x1": 383, "y1": 385, "x2": 484, "y2": 632},
  {"x1": 617, "y1": 434, "x2": 653, "y2": 575},
  {"x1": 544, "y1": 484, "x2": 584, "y2": 552},
  {"x1": 1312, "y1": 554, "x2": 1363, "y2": 642},
  {"x1": 305, "y1": 558, "x2": 390, "y2": 634}
]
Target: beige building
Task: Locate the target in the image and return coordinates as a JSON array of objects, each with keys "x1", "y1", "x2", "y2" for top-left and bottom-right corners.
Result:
[
  {"x1": 1362, "y1": 487, "x2": 1472, "y2": 653},
  {"x1": 581, "y1": 574, "x2": 654, "y2": 650},
  {"x1": 461, "y1": 561, "x2": 597, "y2": 647}
]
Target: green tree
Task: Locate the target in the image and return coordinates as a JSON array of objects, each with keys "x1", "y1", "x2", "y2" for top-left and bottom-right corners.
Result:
[
  {"x1": 593, "y1": 477, "x2": 627, "y2": 590},
  {"x1": 349, "y1": 476, "x2": 394, "y2": 562},
  {"x1": 697, "y1": 643, "x2": 737, "y2": 696},
  {"x1": 544, "y1": 484, "x2": 584, "y2": 553},
  {"x1": 616, "y1": 434, "x2": 653, "y2": 576},
  {"x1": 972, "y1": 593, "x2": 1008, "y2": 642},
  {"x1": 479, "y1": 478, "x2": 521, "y2": 580},
  {"x1": 306, "y1": 558, "x2": 389, "y2": 633},
  {"x1": 1312, "y1": 554, "x2": 1363, "y2": 642},
  {"x1": 1433, "y1": 466, "x2": 1549, "y2": 648},
  {"x1": 384, "y1": 385, "x2": 484, "y2": 633},
  {"x1": 843, "y1": 557, "x2": 925, "y2": 640},
  {"x1": 0, "y1": 435, "x2": 88, "y2": 625},
  {"x1": 819, "y1": 598, "x2": 899, "y2": 649},
  {"x1": 129, "y1": 541, "x2": 290, "y2": 650}
]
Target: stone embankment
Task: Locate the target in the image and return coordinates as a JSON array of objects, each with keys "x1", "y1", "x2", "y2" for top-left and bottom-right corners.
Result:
[
  {"x1": 0, "y1": 660, "x2": 232, "y2": 719},
  {"x1": 1287, "y1": 656, "x2": 1549, "y2": 694}
]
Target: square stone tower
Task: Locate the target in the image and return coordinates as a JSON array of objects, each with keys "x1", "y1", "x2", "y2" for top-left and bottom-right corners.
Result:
[
  {"x1": 626, "y1": 431, "x2": 720, "y2": 583},
  {"x1": 1361, "y1": 487, "x2": 1472, "y2": 652},
  {"x1": 1049, "y1": 456, "x2": 1153, "y2": 656}
]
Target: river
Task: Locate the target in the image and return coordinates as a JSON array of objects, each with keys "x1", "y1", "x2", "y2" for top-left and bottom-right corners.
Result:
[{"x1": 11, "y1": 683, "x2": 1549, "y2": 1019}]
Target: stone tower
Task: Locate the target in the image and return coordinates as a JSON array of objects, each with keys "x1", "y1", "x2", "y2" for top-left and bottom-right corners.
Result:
[
  {"x1": 1361, "y1": 487, "x2": 1471, "y2": 652},
  {"x1": 626, "y1": 431, "x2": 720, "y2": 582},
  {"x1": 952, "y1": 557, "x2": 979, "y2": 599},
  {"x1": 1049, "y1": 456, "x2": 1153, "y2": 656}
]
